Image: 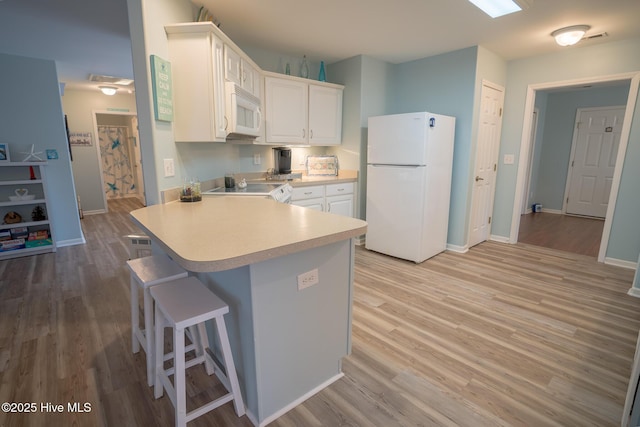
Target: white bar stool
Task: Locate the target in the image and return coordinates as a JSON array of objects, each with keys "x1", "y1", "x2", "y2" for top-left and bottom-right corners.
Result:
[
  {"x1": 151, "y1": 276, "x2": 245, "y2": 427},
  {"x1": 125, "y1": 234, "x2": 153, "y2": 259},
  {"x1": 126, "y1": 254, "x2": 188, "y2": 386}
]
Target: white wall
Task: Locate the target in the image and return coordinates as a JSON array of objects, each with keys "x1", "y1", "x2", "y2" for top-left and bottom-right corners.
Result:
[{"x1": 61, "y1": 89, "x2": 138, "y2": 212}]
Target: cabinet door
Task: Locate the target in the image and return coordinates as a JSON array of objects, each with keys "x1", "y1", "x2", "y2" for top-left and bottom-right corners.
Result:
[
  {"x1": 168, "y1": 32, "x2": 220, "y2": 142},
  {"x1": 212, "y1": 36, "x2": 227, "y2": 139},
  {"x1": 265, "y1": 77, "x2": 308, "y2": 144},
  {"x1": 326, "y1": 194, "x2": 354, "y2": 217},
  {"x1": 308, "y1": 84, "x2": 343, "y2": 145},
  {"x1": 241, "y1": 59, "x2": 260, "y2": 98},
  {"x1": 292, "y1": 198, "x2": 324, "y2": 212},
  {"x1": 224, "y1": 45, "x2": 242, "y2": 85}
]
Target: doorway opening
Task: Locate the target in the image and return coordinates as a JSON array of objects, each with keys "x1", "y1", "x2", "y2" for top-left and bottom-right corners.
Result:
[
  {"x1": 94, "y1": 112, "x2": 145, "y2": 211},
  {"x1": 511, "y1": 72, "x2": 640, "y2": 262}
]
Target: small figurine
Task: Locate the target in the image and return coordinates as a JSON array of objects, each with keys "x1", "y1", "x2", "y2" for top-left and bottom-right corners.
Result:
[
  {"x1": 4, "y1": 211, "x2": 22, "y2": 224},
  {"x1": 21, "y1": 145, "x2": 45, "y2": 162},
  {"x1": 32, "y1": 206, "x2": 46, "y2": 221}
]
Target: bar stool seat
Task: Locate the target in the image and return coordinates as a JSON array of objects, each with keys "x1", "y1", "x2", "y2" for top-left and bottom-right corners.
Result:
[
  {"x1": 151, "y1": 276, "x2": 245, "y2": 427},
  {"x1": 126, "y1": 254, "x2": 188, "y2": 386}
]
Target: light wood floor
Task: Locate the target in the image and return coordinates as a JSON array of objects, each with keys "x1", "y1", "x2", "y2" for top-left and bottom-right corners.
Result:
[
  {"x1": 518, "y1": 212, "x2": 605, "y2": 257},
  {"x1": 1, "y1": 198, "x2": 638, "y2": 426}
]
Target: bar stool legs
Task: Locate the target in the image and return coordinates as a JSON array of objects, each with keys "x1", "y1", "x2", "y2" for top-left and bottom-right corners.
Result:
[
  {"x1": 126, "y1": 254, "x2": 188, "y2": 387},
  {"x1": 151, "y1": 276, "x2": 245, "y2": 426}
]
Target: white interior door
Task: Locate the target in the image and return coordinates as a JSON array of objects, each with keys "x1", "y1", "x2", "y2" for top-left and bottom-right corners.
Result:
[
  {"x1": 565, "y1": 106, "x2": 625, "y2": 218},
  {"x1": 468, "y1": 82, "x2": 504, "y2": 248}
]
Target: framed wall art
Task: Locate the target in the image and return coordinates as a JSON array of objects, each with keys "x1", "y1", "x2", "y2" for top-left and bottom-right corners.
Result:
[{"x1": 0, "y1": 143, "x2": 9, "y2": 162}]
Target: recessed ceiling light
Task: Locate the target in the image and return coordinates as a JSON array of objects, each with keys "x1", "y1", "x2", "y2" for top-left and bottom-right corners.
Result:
[{"x1": 467, "y1": 0, "x2": 531, "y2": 18}]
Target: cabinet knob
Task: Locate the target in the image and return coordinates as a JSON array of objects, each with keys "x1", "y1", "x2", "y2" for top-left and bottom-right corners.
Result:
[
  {"x1": 310, "y1": 129, "x2": 314, "y2": 139},
  {"x1": 302, "y1": 129, "x2": 306, "y2": 138}
]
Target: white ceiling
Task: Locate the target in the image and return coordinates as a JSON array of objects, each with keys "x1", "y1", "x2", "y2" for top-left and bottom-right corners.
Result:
[{"x1": 1, "y1": 0, "x2": 639, "y2": 92}]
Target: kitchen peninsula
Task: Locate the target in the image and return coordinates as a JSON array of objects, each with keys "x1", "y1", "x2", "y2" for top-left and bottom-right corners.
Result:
[{"x1": 130, "y1": 197, "x2": 367, "y2": 426}]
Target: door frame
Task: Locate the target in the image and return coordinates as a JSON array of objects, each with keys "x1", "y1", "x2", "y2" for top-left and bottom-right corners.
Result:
[
  {"x1": 92, "y1": 110, "x2": 141, "y2": 212},
  {"x1": 468, "y1": 80, "x2": 505, "y2": 248},
  {"x1": 521, "y1": 108, "x2": 539, "y2": 214},
  {"x1": 562, "y1": 105, "x2": 626, "y2": 217},
  {"x1": 510, "y1": 71, "x2": 640, "y2": 263}
]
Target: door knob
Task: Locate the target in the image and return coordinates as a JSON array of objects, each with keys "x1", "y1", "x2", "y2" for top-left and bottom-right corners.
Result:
[{"x1": 475, "y1": 176, "x2": 484, "y2": 182}]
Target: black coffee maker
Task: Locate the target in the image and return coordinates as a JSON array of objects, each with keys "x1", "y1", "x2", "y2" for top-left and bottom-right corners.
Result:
[{"x1": 273, "y1": 147, "x2": 292, "y2": 174}]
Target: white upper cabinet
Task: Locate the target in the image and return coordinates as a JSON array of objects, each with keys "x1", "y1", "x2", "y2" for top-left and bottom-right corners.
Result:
[
  {"x1": 264, "y1": 73, "x2": 343, "y2": 146},
  {"x1": 166, "y1": 23, "x2": 227, "y2": 142},
  {"x1": 265, "y1": 77, "x2": 309, "y2": 144},
  {"x1": 166, "y1": 22, "x2": 342, "y2": 146},
  {"x1": 308, "y1": 84, "x2": 343, "y2": 145},
  {"x1": 224, "y1": 45, "x2": 260, "y2": 98}
]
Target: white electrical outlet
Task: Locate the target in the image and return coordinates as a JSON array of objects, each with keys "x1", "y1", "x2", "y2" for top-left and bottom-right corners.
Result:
[
  {"x1": 297, "y1": 268, "x2": 319, "y2": 290},
  {"x1": 253, "y1": 153, "x2": 261, "y2": 165},
  {"x1": 163, "y1": 158, "x2": 175, "y2": 177}
]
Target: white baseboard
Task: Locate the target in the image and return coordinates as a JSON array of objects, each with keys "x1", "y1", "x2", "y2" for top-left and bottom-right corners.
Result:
[
  {"x1": 489, "y1": 234, "x2": 510, "y2": 244},
  {"x1": 56, "y1": 237, "x2": 86, "y2": 247},
  {"x1": 446, "y1": 243, "x2": 468, "y2": 253},
  {"x1": 541, "y1": 208, "x2": 562, "y2": 214},
  {"x1": 604, "y1": 257, "x2": 638, "y2": 270},
  {"x1": 248, "y1": 372, "x2": 344, "y2": 427},
  {"x1": 627, "y1": 287, "x2": 640, "y2": 298},
  {"x1": 83, "y1": 209, "x2": 107, "y2": 216}
]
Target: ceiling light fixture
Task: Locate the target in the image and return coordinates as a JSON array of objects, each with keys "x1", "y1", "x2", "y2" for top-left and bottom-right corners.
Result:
[
  {"x1": 99, "y1": 85, "x2": 118, "y2": 96},
  {"x1": 467, "y1": 0, "x2": 531, "y2": 18},
  {"x1": 551, "y1": 25, "x2": 590, "y2": 46}
]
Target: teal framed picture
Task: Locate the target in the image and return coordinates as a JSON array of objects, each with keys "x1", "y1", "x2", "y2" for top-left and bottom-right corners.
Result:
[{"x1": 150, "y1": 55, "x2": 173, "y2": 122}]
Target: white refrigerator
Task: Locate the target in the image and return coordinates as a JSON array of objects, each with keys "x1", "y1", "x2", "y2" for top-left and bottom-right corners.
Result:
[{"x1": 365, "y1": 112, "x2": 455, "y2": 263}]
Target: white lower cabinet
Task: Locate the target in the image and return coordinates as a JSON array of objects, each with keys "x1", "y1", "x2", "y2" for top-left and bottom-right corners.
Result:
[{"x1": 291, "y1": 182, "x2": 354, "y2": 217}]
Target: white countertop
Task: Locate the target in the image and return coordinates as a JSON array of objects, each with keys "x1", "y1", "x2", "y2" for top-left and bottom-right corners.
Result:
[{"x1": 130, "y1": 197, "x2": 367, "y2": 272}]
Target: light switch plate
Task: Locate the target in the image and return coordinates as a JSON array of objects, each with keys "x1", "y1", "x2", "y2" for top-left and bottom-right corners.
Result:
[
  {"x1": 163, "y1": 158, "x2": 175, "y2": 177},
  {"x1": 503, "y1": 154, "x2": 515, "y2": 165}
]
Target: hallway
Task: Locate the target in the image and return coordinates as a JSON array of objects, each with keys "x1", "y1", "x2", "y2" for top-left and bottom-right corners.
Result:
[{"x1": 518, "y1": 212, "x2": 604, "y2": 257}]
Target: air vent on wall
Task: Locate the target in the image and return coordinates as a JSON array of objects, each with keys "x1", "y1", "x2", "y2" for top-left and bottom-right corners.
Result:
[{"x1": 88, "y1": 74, "x2": 134, "y2": 86}]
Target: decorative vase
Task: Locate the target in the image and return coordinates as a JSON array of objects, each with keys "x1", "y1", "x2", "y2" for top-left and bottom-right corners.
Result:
[
  {"x1": 300, "y1": 55, "x2": 309, "y2": 79},
  {"x1": 318, "y1": 61, "x2": 326, "y2": 82}
]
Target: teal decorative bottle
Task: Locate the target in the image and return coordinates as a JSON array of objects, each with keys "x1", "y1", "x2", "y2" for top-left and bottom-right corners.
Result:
[
  {"x1": 318, "y1": 61, "x2": 326, "y2": 82},
  {"x1": 300, "y1": 55, "x2": 309, "y2": 78}
]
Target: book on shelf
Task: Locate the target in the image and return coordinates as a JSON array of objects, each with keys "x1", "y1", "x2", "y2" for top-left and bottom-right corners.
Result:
[
  {"x1": 28, "y1": 230, "x2": 49, "y2": 241},
  {"x1": 11, "y1": 226, "x2": 28, "y2": 240},
  {"x1": 0, "y1": 238, "x2": 26, "y2": 251}
]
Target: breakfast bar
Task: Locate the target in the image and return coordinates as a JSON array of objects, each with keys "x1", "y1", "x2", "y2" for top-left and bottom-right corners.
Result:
[{"x1": 130, "y1": 197, "x2": 367, "y2": 426}]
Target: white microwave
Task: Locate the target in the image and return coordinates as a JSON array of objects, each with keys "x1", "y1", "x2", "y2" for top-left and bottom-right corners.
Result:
[{"x1": 225, "y1": 82, "x2": 262, "y2": 139}]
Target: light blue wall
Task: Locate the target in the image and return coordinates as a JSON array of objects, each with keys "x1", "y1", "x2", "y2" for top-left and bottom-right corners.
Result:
[
  {"x1": 609, "y1": 89, "x2": 640, "y2": 262},
  {"x1": 494, "y1": 37, "x2": 640, "y2": 263},
  {"x1": 533, "y1": 85, "x2": 630, "y2": 211},
  {"x1": 61, "y1": 89, "x2": 138, "y2": 213},
  {"x1": 0, "y1": 53, "x2": 83, "y2": 245},
  {"x1": 391, "y1": 47, "x2": 478, "y2": 247},
  {"x1": 327, "y1": 55, "x2": 392, "y2": 220}
]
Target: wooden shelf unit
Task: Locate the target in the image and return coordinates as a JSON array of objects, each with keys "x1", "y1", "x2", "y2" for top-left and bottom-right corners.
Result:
[{"x1": 0, "y1": 162, "x2": 55, "y2": 260}]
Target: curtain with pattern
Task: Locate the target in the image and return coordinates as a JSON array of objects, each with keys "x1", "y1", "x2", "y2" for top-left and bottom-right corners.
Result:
[{"x1": 98, "y1": 126, "x2": 136, "y2": 199}]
